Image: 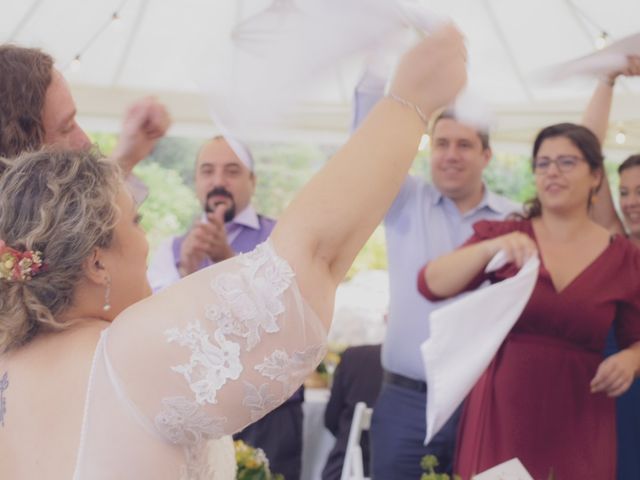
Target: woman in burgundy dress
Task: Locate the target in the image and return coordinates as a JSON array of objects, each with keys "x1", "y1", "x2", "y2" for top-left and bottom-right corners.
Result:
[{"x1": 418, "y1": 123, "x2": 640, "y2": 480}]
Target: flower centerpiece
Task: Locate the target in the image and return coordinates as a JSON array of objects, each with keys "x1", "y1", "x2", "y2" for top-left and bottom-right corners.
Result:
[
  {"x1": 235, "y1": 439, "x2": 284, "y2": 480},
  {"x1": 305, "y1": 346, "x2": 344, "y2": 388}
]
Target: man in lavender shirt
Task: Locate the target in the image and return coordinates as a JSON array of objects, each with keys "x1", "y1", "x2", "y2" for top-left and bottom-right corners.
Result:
[
  {"x1": 147, "y1": 135, "x2": 304, "y2": 479},
  {"x1": 148, "y1": 135, "x2": 274, "y2": 287}
]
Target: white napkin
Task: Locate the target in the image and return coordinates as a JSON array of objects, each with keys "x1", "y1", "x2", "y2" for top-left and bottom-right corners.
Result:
[
  {"x1": 397, "y1": 1, "x2": 493, "y2": 131},
  {"x1": 200, "y1": 0, "x2": 406, "y2": 140},
  {"x1": 472, "y1": 458, "x2": 534, "y2": 480},
  {"x1": 541, "y1": 31, "x2": 640, "y2": 80},
  {"x1": 201, "y1": 0, "x2": 492, "y2": 142},
  {"x1": 421, "y1": 251, "x2": 540, "y2": 445}
]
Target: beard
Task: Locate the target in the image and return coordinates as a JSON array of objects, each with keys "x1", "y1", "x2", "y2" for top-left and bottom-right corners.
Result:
[{"x1": 205, "y1": 187, "x2": 236, "y2": 222}]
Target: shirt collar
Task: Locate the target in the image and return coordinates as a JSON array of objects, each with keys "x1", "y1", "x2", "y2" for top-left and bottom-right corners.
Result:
[
  {"x1": 483, "y1": 188, "x2": 511, "y2": 214},
  {"x1": 198, "y1": 204, "x2": 260, "y2": 230},
  {"x1": 228, "y1": 204, "x2": 260, "y2": 230},
  {"x1": 432, "y1": 182, "x2": 504, "y2": 214}
]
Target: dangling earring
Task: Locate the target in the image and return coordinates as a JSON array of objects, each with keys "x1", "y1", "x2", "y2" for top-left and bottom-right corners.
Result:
[{"x1": 103, "y1": 275, "x2": 112, "y2": 312}]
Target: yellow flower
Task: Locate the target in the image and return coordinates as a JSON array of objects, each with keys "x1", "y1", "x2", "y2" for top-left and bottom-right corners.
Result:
[{"x1": 325, "y1": 351, "x2": 341, "y2": 365}]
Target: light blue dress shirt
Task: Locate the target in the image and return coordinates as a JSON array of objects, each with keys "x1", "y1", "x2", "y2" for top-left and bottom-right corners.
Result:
[{"x1": 382, "y1": 176, "x2": 520, "y2": 381}]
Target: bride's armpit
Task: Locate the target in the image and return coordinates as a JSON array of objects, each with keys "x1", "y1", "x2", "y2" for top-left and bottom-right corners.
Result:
[{"x1": 0, "y1": 371, "x2": 7, "y2": 427}]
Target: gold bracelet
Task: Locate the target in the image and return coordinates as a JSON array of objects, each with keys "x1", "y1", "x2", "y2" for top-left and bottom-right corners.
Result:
[
  {"x1": 600, "y1": 75, "x2": 616, "y2": 87},
  {"x1": 387, "y1": 92, "x2": 428, "y2": 125}
]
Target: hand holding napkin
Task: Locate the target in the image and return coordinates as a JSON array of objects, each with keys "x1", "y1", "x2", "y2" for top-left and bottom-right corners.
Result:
[{"x1": 421, "y1": 251, "x2": 539, "y2": 445}]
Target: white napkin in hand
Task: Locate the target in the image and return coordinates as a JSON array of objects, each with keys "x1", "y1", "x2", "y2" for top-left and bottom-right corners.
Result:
[
  {"x1": 541, "y1": 31, "x2": 640, "y2": 80},
  {"x1": 396, "y1": 1, "x2": 493, "y2": 132},
  {"x1": 203, "y1": 0, "x2": 491, "y2": 143},
  {"x1": 201, "y1": 0, "x2": 406, "y2": 141},
  {"x1": 421, "y1": 251, "x2": 539, "y2": 445}
]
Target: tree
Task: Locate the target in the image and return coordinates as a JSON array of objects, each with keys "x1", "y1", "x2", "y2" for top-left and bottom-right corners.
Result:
[
  {"x1": 133, "y1": 162, "x2": 200, "y2": 253},
  {"x1": 483, "y1": 152, "x2": 536, "y2": 203},
  {"x1": 90, "y1": 132, "x2": 202, "y2": 254},
  {"x1": 251, "y1": 142, "x2": 329, "y2": 217},
  {"x1": 144, "y1": 137, "x2": 202, "y2": 187}
]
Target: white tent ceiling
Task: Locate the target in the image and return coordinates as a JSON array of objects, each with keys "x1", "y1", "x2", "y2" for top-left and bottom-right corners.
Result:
[{"x1": 2, "y1": 0, "x2": 640, "y2": 154}]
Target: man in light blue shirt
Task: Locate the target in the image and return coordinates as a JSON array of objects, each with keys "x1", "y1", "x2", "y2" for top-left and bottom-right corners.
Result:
[{"x1": 370, "y1": 110, "x2": 519, "y2": 479}]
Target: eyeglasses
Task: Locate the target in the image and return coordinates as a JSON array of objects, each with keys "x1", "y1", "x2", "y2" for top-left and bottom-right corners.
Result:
[{"x1": 533, "y1": 155, "x2": 583, "y2": 174}]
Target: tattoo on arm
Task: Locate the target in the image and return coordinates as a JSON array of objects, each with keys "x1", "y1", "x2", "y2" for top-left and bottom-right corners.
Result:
[{"x1": 0, "y1": 372, "x2": 8, "y2": 427}]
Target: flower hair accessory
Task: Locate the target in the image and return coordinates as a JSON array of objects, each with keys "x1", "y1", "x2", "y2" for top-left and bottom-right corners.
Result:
[{"x1": 0, "y1": 240, "x2": 45, "y2": 282}]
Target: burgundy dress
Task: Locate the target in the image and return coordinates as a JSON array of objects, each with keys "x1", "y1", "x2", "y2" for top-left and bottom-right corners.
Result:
[{"x1": 418, "y1": 219, "x2": 640, "y2": 480}]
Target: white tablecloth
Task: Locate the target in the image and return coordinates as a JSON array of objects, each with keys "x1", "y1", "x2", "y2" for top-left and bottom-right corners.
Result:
[{"x1": 301, "y1": 388, "x2": 335, "y2": 480}]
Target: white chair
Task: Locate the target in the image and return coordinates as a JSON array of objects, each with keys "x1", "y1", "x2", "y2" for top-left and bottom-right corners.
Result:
[{"x1": 340, "y1": 401, "x2": 373, "y2": 480}]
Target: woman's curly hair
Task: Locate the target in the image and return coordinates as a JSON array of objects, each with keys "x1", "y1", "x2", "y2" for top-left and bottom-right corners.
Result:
[{"x1": 0, "y1": 148, "x2": 121, "y2": 353}]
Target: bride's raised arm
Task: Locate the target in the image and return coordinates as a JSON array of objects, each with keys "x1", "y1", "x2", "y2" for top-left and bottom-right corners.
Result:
[
  {"x1": 271, "y1": 24, "x2": 467, "y2": 322},
  {"x1": 76, "y1": 25, "x2": 466, "y2": 478}
]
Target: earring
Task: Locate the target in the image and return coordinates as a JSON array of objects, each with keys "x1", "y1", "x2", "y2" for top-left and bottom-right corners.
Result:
[{"x1": 103, "y1": 275, "x2": 111, "y2": 312}]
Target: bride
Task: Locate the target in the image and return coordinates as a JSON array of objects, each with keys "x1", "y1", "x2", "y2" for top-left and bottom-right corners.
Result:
[{"x1": 0, "y1": 25, "x2": 465, "y2": 479}]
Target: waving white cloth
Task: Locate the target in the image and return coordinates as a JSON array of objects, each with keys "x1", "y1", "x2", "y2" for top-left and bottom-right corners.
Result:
[
  {"x1": 421, "y1": 252, "x2": 539, "y2": 445},
  {"x1": 542, "y1": 31, "x2": 640, "y2": 80},
  {"x1": 202, "y1": 0, "x2": 491, "y2": 141}
]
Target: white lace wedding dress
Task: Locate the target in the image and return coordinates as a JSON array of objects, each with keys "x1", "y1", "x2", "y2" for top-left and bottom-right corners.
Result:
[
  {"x1": 72, "y1": 241, "x2": 327, "y2": 479},
  {"x1": 205, "y1": 436, "x2": 237, "y2": 479}
]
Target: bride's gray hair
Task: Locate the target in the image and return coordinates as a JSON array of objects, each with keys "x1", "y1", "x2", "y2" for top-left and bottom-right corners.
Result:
[{"x1": 0, "y1": 148, "x2": 121, "y2": 353}]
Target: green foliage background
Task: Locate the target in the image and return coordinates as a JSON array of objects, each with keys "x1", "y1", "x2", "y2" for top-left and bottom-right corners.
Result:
[{"x1": 89, "y1": 132, "x2": 622, "y2": 276}]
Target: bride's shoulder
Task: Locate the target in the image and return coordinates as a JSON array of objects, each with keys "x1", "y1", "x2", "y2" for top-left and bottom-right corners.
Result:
[
  {"x1": 0, "y1": 319, "x2": 108, "y2": 479},
  {"x1": 7, "y1": 319, "x2": 107, "y2": 372}
]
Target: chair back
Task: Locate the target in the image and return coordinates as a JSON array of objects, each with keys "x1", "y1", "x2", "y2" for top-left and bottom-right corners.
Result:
[{"x1": 340, "y1": 402, "x2": 373, "y2": 480}]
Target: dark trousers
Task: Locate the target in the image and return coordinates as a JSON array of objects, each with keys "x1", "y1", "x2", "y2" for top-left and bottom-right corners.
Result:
[
  {"x1": 617, "y1": 379, "x2": 640, "y2": 480},
  {"x1": 370, "y1": 382, "x2": 460, "y2": 479},
  {"x1": 605, "y1": 329, "x2": 640, "y2": 480},
  {"x1": 234, "y1": 401, "x2": 303, "y2": 480}
]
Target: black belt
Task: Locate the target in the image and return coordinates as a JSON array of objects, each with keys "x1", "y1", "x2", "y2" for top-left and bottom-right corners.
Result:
[{"x1": 383, "y1": 370, "x2": 427, "y2": 393}]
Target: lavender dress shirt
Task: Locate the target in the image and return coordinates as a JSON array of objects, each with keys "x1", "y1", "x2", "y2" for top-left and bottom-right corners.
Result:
[{"x1": 147, "y1": 205, "x2": 275, "y2": 293}]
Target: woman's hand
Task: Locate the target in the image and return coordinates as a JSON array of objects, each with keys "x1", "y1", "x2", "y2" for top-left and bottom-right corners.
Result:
[
  {"x1": 390, "y1": 23, "x2": 467, "y2": 120},
  {"x1": 483, "y1": 232, "x2": 538, "y2": 268},
  {"x1": 604, "y1": 55, "x2": 640, "y2": 86},
  {"x1": 591, "y1": 349, "x2": 638, "y2": 397}
]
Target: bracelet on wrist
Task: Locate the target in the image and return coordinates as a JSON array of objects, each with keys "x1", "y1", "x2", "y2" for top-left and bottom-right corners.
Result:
[
  {"x1": 600, "y1": 75, "x2": 616, "y2": 87},
  {"x1": 387, "y1": 92, "x2": 429, "y2": 126}
]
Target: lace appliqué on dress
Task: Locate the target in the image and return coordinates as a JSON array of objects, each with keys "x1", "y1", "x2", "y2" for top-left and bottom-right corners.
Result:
[
  {"x1": 164, "y1": 244, "x2": 296, "y2": 409},
  {"x1": 242, "y1": 381, "x2": 284, "y2": 421},
  {"x1": 205, "y1": 246, "x2": 295, "y2": 351},
  {"x1": 166, "y1": 323, "x2": 243, "y2": 405},
  {"x1": 155, "y1": 396, "x2": 228, "y2": 480},
  {"x1": 256, "y1": 345, "x2": 326, "y2": 395},
  {"x1": 155, "y1": 396, "x2": 227, "y2": 445},
  {"x1": 241, "y1": 346, "x2": 327, "y2": 421},
  {"x1": 160, "y1": 242, "x2": 324, "y2": 478}
]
